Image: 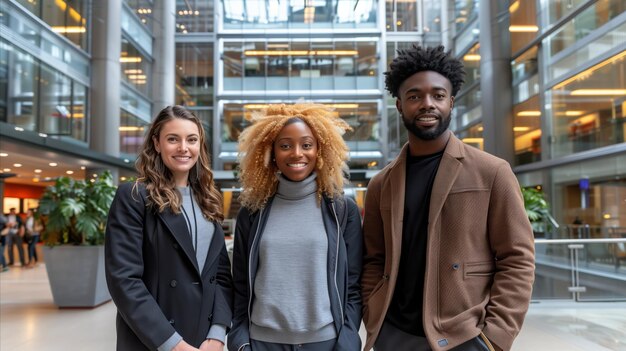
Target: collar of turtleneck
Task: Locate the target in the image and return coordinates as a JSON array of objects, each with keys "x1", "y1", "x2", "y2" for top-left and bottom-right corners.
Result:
[{"x1": 276, "y1": 173, "x2": 318, "y2": 200}]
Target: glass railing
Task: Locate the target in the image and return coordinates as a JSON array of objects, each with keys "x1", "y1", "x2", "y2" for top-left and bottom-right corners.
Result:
[{"x1": 534, "y1": 237, "x2": 626, "y2": 302}]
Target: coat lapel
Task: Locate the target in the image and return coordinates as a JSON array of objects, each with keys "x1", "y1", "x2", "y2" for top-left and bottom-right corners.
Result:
[
  {"x1": 158, "y1": 209, "x2": 200, "y2": 273},
  {"x1": 429, "y1": 135, "x2": 465, "y2": 224},
  {"x1": 389, "y1": 144, "x2": 408, "y2": 262},
  {"x1": 201, "y1": 223, "x2": 224, "y2": 277}
]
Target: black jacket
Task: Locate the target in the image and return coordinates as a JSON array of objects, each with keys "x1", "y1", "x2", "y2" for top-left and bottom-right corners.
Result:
[
  {"x1": 105, "y1": 182, "x2": 233, "y2": 350},
  {"x1": 228, "y1": 195, "x2": 363, "y2": 351}
]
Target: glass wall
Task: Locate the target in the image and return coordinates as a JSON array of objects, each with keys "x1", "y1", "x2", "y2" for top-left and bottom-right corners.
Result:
[
  {"x1": 385, "y1": 0, "x2": 418, "y2": 32},
  {"x1": 14, "y1": 0, "x2": 89, "y2": 50},
  {"x1": 548, "y1": 53, "x2": 625, "y2": 158},
  {"x1": 1, "y1": 40, "x2": 87, "y2": 141},
  {"x1": 176, "y1": 42, "x2": 214, "y2": 107},
  {"x1": 457, "y1": 122, "x2": 483, "y2": 150},
  {"x1": 125, "y1": 0, "x2": 154, "y2": 29},
  {"x1": 221, "y1": 0, "x2": 377, "y2": 30},
  {"x1": 121, "y1": 38, "x2": 152, "y2": 97},
  {"x1": 221, "y1": 39, "x2": 379, "y2": 91},
  {"x1": 513, "y1": 95, "x2": 542, "y2": 165},
  {"x1": 423, "y1": 0, "x2": 442, "y2": 33},
  {"x1": 176, "y1": 0, "x2": 213, "y2": 32},
  {"x1": 544, "y1": 0, "x2": 626, "y2": 83},
  {"x1": 221, "y1": 102, "x2": 380, "y2": 143},
  {"x1": 120, "y1": 110, "x2": 149, "y2": 155},
  {"x1": 453, "y1": 0, "x2": 479, "y2": 33},
  {"x1": 509, "y1": 0, "x2": 539, "y2": 54}
]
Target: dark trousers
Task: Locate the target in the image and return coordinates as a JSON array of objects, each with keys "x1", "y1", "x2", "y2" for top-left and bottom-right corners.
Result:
[
  {"x1": 0, "y1": 235, "x2": 6, "y2": 268},
  {"x1": 374, "y1": 321, "x2": 492, "y2": 351},
  {"x1": 7, "y1": 233, "x2": 25, "y2": 265},
  {"x1": 28, "y1": 234, "x2": 39, "y2": 263},
  {"x1": 250, "y1": 338, "x2": 336, "y2": 351}
]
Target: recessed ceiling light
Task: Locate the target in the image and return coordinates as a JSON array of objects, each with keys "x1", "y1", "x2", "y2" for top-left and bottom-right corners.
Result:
[
  {"x1": 13, "y1": 163, "x2": 22, "y2": 167},
  {"x1": 66, "y1": 170, "x2": 74, "y2": 175},
  {"x1": 3, "y1": 168, "x2": 10, "y2": 172},
  {"x1": 49, "y1": 162, "x2": 58, "y2": 167},
  {"x1": 80, "y1": 166, "x2": 86, "y2": 170},
  {"x1": 93, "y1": 173, "x2": 98, "y2": 178},
  {"x1": 34, "y1": 169, "x2": 42, "y2": 173},
  {"x1": 0, "y1": 153, "x2": 7, "y2": 157}
]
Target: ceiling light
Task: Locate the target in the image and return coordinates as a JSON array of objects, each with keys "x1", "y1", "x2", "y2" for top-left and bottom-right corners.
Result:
[
  {"x1": 80, "y1": 166, "x2": 86, "y2": 170},
  {"x1": 570, "y1": 89, "x2": 626, "y2": 96},
  {"x1": 0, "y1": 153, "x2": 7, "y2": 157},
  {"x1": 119, "y1": 126, "x2": 145, "y2": 131},
  {"x1": 51, "y1": 26, "x2": 86, "y2": 33},
  {"x1": 13, "y1": 163, "x2": 22, "y2": 167},
  {"x1": 49, "y1": 162, "x2": 58, "y2": 167},
  {"x1": 3, "y1": 168, "x2": 10, "y2": 172},
  {"x1": 509, "y1": 25, "x2": 539, "y2": 32},
  {"x1": 554, "y1": 51, "x2": 626, "y2": 90},
  {"x1": 124, "y1": 69, "x2": 143, "y2": 74},
  {"x1": 34, "y1": 169, "x2": 42, "y2": 173},
  {"x1": 517, "y1": 111, "x2": 541, "y2": 116},
  {"x1": 120, "y1": 57, "x2": 142, "y2": 63},
  {"x1": 66, "y1": 170, "x2": 74, "y2": 175},
  {"x1": 244, "y1": 50, "x2": 358, "y2": 56},
  {"x1": 463, "y1": 54, "x2": 480, "y2": 61},
  {"x1": 120, "y1": 176, "x2": 127, "y2": 181},
  {"x1": 509, "y1": 0, "x2": 520, "y2": 13},
  {"x1": 565, "y1": 111, "x2": 585, "y2": 116},
  {"x1": 513, "y1": 127, "x2": 531, "y2": 132}
]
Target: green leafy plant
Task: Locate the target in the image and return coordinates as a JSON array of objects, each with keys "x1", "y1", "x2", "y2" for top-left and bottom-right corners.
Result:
[
  {"x1": 39, "y1": 171, "x2": 117, "y2": 246},
  {"x1": 521, "y1": 187, "x2": 557, "y2": 234}
]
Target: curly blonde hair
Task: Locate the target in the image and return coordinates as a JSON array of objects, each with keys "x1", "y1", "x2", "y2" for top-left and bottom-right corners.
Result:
[
  {"x1": 135, "y1": 105, "x2": 223, "y2": 222},
  {"x1": 238, "y1": 103, "x2": 352, "y2": 212}
]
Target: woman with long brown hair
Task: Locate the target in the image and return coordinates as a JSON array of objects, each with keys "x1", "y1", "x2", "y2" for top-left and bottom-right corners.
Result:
[{"x1": 106, "y1": 105, "x2": 232, "y2": 351}]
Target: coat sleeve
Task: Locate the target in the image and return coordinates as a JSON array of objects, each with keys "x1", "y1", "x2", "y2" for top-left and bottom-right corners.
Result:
[
  {"x1": 483, "y1": 163, "x2": 535, "y2": 351},
  {"x1": 211, "y1": 236, "x2": 234, "y2": 332},
  {"x1": 105, "y1": 183, "x2": 176, "y2": 350},
  {"x1": 226, "y1": 207, "x2": 253, "y2": 351},
  {"x1": 361, "y1": 175, "x2": 385, "y2": 326},
  {"x1": 336, "y1": 197, "x2": 363, "y2": 350}
]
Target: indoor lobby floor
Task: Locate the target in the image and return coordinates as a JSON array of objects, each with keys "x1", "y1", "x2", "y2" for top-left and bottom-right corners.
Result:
[{"x1": 1, "y1": 264, "x2": 626, "y2": 351}]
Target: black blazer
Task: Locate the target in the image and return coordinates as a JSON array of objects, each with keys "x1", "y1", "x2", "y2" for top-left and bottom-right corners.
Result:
[{"x1": 105, "y1": 182, "x2": 233, "y2": 350}]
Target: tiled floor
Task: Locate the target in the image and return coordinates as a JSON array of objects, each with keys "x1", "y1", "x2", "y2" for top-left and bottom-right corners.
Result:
[{"x1": 1, "y1": 264, "x2": 625, "y2": 351}]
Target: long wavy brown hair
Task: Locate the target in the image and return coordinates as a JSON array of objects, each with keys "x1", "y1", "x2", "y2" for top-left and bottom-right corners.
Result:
[
  {"x1": 238, "y1": 103, "x2": 352, "y2": 211},
  {"x1": 135, "y1": 105, "x2": 223, "y2": 222}
]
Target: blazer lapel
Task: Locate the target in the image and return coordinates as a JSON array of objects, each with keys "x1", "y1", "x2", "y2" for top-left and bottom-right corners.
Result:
[
  {"x1": 389, "y1": 144, "x2": 408, "y2": 262},
  {"x1": 201, "y1": 223, "x2": 224, "y2": 277},
  {"x1": 429, "y1": 135, "x2": 464, "y2": 224},
  {"x1": 158, "y1": 209, "x2": 200, "y2": 273}
]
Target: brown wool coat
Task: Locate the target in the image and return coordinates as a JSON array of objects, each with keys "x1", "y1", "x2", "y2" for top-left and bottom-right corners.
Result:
[{"x1": 362, "y1": 134, "x2": 535, "y2": 351}]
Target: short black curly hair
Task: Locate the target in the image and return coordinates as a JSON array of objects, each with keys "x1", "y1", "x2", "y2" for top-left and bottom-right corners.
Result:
[{"x1": 385, "y1": 45, "x2": 465, "y2": 98}]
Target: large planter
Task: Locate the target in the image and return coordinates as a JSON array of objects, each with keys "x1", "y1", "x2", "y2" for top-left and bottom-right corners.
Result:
[{"x1": 43, "y1": 245, "x2": 111, "y2": 308}]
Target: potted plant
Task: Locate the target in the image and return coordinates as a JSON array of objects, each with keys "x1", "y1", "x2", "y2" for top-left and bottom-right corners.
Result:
[
  {"x1": 39, "y1": 171, "x2": 117, "y2": 307},
  {"x1": 521, "y1": 186, "x2": 558, "y2": 238}
]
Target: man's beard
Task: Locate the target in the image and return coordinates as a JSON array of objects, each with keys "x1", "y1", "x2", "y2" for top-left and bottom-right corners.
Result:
[{"x1": 402, "y1": 112, "x2": 451, "y2": 140}]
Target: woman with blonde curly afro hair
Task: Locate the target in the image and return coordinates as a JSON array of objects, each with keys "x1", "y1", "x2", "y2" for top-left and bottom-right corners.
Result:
[{"x1": 228, "y1": 104, "x2": 363, "y2": 351}]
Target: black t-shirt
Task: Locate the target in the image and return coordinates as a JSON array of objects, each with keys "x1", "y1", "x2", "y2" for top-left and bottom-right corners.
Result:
[{"x1": 385, "y1": 149, "x2": 443, "y2": 336}]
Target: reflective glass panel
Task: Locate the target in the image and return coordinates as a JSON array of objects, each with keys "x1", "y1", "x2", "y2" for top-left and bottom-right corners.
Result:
[
  {"x1": 509, "y1": 0, "x2": 539, "y2": 54},
  {"x1": 513, "y1": 95, "x2": 542, "y2": 166},
  {"x1": 457, "y1": 122, "x2": 483, "y2": 150},
  {"x1": 41, "y1": 0, "x2": 89, "y2": 50},
  {"x1": 121, "y1": 38, "x2": 151, "y2": 97},
  {"x1": 125, "y1": 0, "x2": 154, "y2": 29},
  {"x1": 176, "y1": 0, "x2": 213, "y2": 32},
  {"x1": 120, "y1": 109, "x2": 149, "y2": 155},
  {"x1": 548, "y1": 53, "x2": 626, "y2": 158},
  {"x1": 6, "y1": 43, "x2": 38, "y2": 131},
  {"x1": 38, "y1": 64, "x2": 72, "y2": 136},
  {"x1": 454, "y1": 0, "x2": 478, "y2": 33},
  {"x1": 461, "y1": 43, "x2": 480, "y2": 88},
  {"x1": 176, "y1": 42, "x2": 214, "y2": 107}
]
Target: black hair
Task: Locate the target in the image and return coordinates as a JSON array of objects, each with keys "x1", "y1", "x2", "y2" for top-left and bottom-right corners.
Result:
[{"x1": 384, "y1": 45, "x2": 465, "y2": 98}]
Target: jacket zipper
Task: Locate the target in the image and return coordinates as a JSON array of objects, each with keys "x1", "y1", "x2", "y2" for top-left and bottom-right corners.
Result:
[
  {"x1": 247, "y1": 208, "x2": 263, "y2": 334},
  {"x1": 331, "y1": 201, "x2": 344, "y2": 325}
]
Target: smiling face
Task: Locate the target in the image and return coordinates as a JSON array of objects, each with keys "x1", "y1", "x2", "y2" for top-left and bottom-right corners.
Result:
[
  {"x1": 153, "y1": 118, "x2": 200, "y2": 187},
  {"x1": 397, "y1": 70, "x2": 454, "y2": 141},
  {"x1": 273, "y1": 121, "x2": 318, "y2": 182}
]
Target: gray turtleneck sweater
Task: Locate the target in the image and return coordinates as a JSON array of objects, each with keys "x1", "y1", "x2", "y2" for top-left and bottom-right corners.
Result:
[{"x1": 250, "y1": 174, "x2": 336, "y2": 344}]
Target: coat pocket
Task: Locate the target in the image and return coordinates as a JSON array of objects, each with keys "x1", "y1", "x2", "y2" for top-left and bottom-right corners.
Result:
[{"x1": 464, "y1": 261, "x2": 495, "y2": 279}]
